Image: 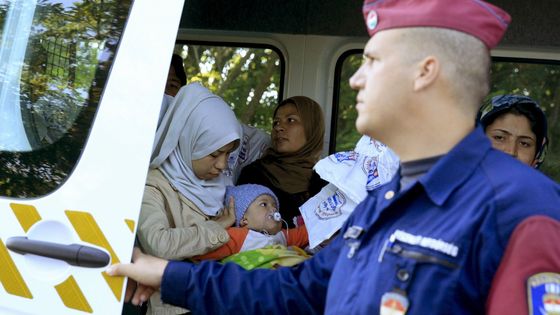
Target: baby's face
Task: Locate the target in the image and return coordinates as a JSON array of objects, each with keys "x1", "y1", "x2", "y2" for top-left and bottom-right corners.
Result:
[{"x1": 242, "y1": 194, "x2": 282, "y2": 235}]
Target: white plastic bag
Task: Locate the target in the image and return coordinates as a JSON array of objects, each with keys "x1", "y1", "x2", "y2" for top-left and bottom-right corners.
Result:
[{"x1": 300, "y1": 136, "x2": 399, "y2": 248}]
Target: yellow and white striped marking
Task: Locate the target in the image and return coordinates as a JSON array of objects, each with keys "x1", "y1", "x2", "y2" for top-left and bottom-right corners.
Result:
[
  {"x1": 0, "y1": 238, "x2": 33, "y2": 299},
  {"x1": 55, "y1": 275, "x2": 93, "y2": 313},
  {"x1": 2, "y1": 204, "x2": 134, "y2": 312},
  {"x1": 125, "y1": 219, "x2": 135, "y2": 233},
  {"x1": 0, "y1": 203, "x2": 41, "y2": 299},
  {"x1": 10, "y1": 203, "x2": 42, "y2": 232},
  {"x1": 65, "y1": 210, "x2": 124, "y2": 301}
]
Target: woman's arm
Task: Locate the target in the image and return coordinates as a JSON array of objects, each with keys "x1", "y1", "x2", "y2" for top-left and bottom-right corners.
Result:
[
  {"x1": 136, "y1": 185, "x2": 230, "y2": 260},
  {"x1": 194, "y1": 227, "x2": 249, "y2": 260}
]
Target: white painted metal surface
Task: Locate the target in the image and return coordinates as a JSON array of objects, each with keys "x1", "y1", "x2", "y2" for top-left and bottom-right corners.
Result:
[{"x1": 0, "y1": 0, "x2": 184, "y2": 313}]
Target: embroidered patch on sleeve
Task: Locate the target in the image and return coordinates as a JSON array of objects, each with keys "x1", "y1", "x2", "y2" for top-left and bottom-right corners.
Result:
[{"x1": 527, "y1": 272, "x2": 560, "y2": 315}]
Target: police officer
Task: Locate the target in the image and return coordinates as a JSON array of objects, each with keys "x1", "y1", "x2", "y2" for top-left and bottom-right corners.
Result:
[{"x1": 108, "y1": 1, "x2": 560, "y2": 314}]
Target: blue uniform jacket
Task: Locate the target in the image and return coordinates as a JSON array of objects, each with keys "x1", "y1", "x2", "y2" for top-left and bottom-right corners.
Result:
[{"x1": 160, "y1": 127, "x2": 560, "y2": 315}]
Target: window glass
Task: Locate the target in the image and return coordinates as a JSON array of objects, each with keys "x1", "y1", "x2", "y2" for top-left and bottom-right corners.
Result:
[
  {"x1": 0, "y1": 0, "x2": 132, "y2": 197},
  {"x1": 174, "y1": 42, "x2": 284, "y2": 131},
  {"x1": 332, "y1": 52, "x2": 560, "y2": 182},
  {"x1": 331, "y1": 50, "x2": 362, "y2": 152},
  {"x1": 488, "y1": 58, "x2": 560, "y2": 181}
]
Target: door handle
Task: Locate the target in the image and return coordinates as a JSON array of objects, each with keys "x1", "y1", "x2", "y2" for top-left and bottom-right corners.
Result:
[{"x1": 6, "y1": 236, "x2": 110, "y2": 268}]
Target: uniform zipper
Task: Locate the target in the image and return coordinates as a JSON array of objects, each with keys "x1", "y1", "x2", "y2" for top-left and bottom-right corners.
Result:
[{"x1": 388, "y1": 244, "x2": 459, "y2": 269}]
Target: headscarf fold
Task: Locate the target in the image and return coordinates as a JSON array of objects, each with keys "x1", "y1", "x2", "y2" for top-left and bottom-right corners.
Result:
[
  {"x1": 255, "y1": 96, "x2": 325, "y2": 194},
  {"x1": 151, "y1": 83, "x2": 241, "y2": 215}
]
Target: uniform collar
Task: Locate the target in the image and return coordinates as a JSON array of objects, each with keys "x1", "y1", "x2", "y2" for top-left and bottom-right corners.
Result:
[{"x1": 417, "y1": 126, "x2": 492, "y2": 206}]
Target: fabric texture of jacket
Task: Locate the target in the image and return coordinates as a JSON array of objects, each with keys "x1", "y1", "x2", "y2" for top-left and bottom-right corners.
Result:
[{"x1": 485, "y1": 215, "x2": 560, "y2": 315}]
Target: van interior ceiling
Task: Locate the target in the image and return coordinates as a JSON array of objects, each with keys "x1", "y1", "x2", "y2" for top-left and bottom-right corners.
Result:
[{"x1": 178, "y1": 0, "x2": 560, "y2": 49}]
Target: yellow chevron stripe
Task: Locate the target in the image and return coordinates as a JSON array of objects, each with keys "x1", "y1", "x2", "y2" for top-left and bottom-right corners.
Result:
[
  {"x1": 65, "y1": 210, "x2": 123, "y2": 301},
  {"x1": 0, "y1": 239, "x2": 32, "y2": 299},
  {"x1": 55, "y1": 276, "x2": 93, "y2": 313},
  {"x1": 125, "y1": 219, "x2": 135, "y2": 233},
  {"x1": 10, "y1": 203, "x2": 42, "y2": 232}
]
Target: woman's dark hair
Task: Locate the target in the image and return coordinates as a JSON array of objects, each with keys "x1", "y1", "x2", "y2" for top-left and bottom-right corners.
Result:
[{"x1": 170, "y1": 54, "x2": 187, "y2": 86}]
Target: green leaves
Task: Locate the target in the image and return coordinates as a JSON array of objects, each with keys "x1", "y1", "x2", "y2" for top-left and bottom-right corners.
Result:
[{"x1": 180, "y1": 44, "x2": 281, "y2": 131}]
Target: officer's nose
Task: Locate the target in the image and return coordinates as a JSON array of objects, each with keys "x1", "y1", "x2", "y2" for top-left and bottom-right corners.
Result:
[{"x1": 349, "y1": 64, "x2": 365, "y2": 90}]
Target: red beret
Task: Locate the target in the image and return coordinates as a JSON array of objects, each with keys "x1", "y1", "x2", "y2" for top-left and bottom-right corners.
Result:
[{"x1": 362, "y1": 0, "x2": 511, "y2": 49}]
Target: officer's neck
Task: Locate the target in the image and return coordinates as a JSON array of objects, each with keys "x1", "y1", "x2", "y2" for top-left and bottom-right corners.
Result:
[{"x1": 389, "y1": 104, "x2": 475, "y2": 162}]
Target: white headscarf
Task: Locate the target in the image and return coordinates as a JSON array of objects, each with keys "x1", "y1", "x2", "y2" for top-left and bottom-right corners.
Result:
[{"x1": 151, "y1": 83, "x2": 241, "y2": 216}]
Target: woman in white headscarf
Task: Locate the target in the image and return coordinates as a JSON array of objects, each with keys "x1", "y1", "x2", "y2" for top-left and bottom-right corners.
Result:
[{"x1": 137, "y1": 82, "x2": 240, "y2": 315}]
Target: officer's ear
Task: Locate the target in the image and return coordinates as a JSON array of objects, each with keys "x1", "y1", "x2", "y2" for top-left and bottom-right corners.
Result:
[{"x1": 413, "y1": 56, "x2": 440, "y2": 92}]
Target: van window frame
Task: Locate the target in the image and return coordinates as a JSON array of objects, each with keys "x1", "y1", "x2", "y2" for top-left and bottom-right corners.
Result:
[{"x1": 330, "y1": 48, "x2": 362, "y2": 154}]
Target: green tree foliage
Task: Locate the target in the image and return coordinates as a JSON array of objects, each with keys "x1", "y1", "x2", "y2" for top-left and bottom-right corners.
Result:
[
  {"x1": 335, "y1": 53, "x2": 362, "y2": 152},
  {"x1": 178, "y1": 44, "x2": 282, "y2": 131}
]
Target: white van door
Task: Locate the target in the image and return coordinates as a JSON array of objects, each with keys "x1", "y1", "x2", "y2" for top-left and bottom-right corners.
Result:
[{"x1": 0, "y1": 0, "x2": 184, "y2": 313}]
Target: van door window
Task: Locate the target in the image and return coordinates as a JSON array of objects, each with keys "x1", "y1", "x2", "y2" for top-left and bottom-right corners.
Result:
[{"x1": 0, "y1": 0, "x2": 132, "y2": 197}]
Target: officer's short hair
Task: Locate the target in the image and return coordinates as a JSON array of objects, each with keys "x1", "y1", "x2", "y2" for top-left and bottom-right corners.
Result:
[{"x1": 398, "y1": 28, "x2": 490, "y2": 114}]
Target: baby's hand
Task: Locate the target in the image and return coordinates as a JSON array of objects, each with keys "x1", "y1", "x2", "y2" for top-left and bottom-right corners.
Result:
[{"x1": 214, "y1": 196, "x2": 236, "y2": 228}]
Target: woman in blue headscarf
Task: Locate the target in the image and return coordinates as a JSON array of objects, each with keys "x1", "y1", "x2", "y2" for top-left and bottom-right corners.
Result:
[{"x1": 478, "y1": 94, "x2": 548, "y2": 168}]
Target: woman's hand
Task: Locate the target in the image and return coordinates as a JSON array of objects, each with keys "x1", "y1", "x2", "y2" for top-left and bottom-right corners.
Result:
[
  {"x1": 213, "y1": 196, "x2": 236, "y2": 228},
  {"x1": 106, "y1": 248, "x2": 168, "y2": 305}
]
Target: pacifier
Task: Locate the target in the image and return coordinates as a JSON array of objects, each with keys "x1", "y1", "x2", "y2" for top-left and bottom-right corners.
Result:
[{"x1": 269, "y1": 211, "x2": 282, "y2": 222}]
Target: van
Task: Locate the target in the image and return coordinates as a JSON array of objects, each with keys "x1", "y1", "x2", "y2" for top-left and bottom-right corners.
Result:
[{"x1": 0, "y1": 1, "x2": 558, "y2": 314}]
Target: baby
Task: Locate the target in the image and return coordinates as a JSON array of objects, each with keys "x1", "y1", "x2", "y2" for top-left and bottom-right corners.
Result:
[{"x1": 195, "y1": 184, "x2": 308, "y2": 260}]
